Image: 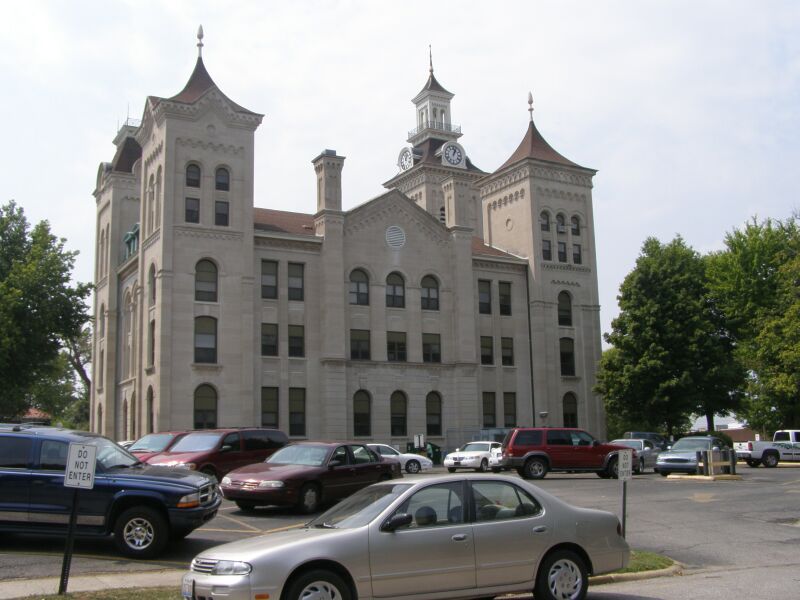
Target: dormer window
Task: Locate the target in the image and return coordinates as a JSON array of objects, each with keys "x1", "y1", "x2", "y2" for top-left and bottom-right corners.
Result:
[
  {"x1": 186, "y1": 164, "x2": 201, "y2": 187},
  {"x1": 215, "y1": 167, "x2": 230, "y2": 191}
]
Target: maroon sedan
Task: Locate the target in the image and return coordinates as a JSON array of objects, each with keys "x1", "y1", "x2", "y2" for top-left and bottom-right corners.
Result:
[
  {"x1": 127, "y1": 431, "x2": 189, "y2": 462},
  {"x1": 220, "y1": 442, "x2": 402, "y2": 513}
]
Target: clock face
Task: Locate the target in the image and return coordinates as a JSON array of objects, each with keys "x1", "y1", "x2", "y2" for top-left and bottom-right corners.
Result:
[
  {"x1": 444, "y1": 144, "x2": 463, "y2": 166},
  {"x1": 399, "y1": 149, "x2": 413, "y2": 171}
]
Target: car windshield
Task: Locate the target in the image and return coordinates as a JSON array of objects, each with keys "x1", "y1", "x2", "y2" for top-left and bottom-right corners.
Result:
[
  {"x1": 461, "y1": 442, "x2": 490, "y2": 452},
  {"x1": 612, "y1": 440, "x2": 642, "y2": 450},
  {"x1": 268, "y1": 445, "x2": 328, "y2": 466},
  {"x1": 672, "y1": 438, "x2": 711, "y2": 451},
  {"x1": 129, "y1": 433, "x2": 177, "y2": 453},
  {"x1": 87, "y1": 437, "x2": 139, "y2": 469},
  {"x1": 170, "y1": 432, "x2": 221, "y2": 452},
  {"x1": 307, "y1": 483, "x2": 412, "y2": 529}
]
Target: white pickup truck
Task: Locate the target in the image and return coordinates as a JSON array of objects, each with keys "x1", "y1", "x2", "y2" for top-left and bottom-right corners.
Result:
[{"x1": 734, "y1": 430, "x2": 800, "y2": 468}]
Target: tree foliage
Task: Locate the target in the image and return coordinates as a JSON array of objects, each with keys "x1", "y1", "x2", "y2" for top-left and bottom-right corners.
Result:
[
  {"x1": 706, "y1": 217, "x2": 800, "y2": 431},
  {"x1": 0, "y1": 201, "x2": 92, "y2": 419},
  {"x1": 596, "y1": 237, "x2": 743, "y2": 436}
]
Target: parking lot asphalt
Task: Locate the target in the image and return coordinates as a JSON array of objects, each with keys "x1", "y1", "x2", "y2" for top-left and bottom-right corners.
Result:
[{"x1": 1, "y1": 464, "x2": 799, "y2": 598}]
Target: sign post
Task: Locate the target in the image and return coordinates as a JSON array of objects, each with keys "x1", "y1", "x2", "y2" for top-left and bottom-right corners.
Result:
[
  {"x1": 618, "y1": 449, "x2": 633, "y2": 538},
  {"x1": 59, "y1": 443, "x2": 97, "y2": 595},
  {"x1": 413, "y1": 434, "x2": 425, "y2": 451}
]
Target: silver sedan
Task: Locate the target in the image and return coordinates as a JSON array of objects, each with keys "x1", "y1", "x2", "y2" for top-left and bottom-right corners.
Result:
[{"x1": 182, "y1": 474, "x2": 629, "y2": 600}]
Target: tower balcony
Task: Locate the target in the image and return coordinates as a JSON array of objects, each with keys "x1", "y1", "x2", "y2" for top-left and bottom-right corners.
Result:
[{"x1": 408, "y1": 120, "x2": 462, "y2": 139}]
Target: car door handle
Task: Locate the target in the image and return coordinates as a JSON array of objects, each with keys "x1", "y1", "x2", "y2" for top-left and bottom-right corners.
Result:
[
  {"x1": 532, "y1": 526, "x2": 548, "y2": 533},
  {"x1": 31, "y1": 480, "x2": 46, "y2": 486},
  {"x1": 452, "y1": 534, "x2": 468, "y2": 541}
]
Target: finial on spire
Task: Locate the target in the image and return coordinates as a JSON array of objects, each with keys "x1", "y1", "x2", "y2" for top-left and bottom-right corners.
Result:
[
  {"x1": 527, "y1": 91, "x2": 534, "y2": 121},
  {"x1": 197, "y1": 25, "x2": 204, "y2": 57},
  {"x1": 429, "y1": 45, "x2": 433, "y2": 74}
]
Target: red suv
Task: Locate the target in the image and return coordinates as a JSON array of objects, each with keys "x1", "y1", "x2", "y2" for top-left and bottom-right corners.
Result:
[
  {"x1": 147, "y1": 428, "x2": 288, "y2": 479},
  {"x1": 500, "y1": 427, "x2": 635, "y2": 480}
]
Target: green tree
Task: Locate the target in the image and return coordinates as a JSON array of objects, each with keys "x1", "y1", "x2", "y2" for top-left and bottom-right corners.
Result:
[
  {"x1": 0, "y1": 201, "x2": 92, "y2": 419},
  {"x1": 596, "y1": 237, "x2": 743, "y2": 436},
  {"x1": 706, "y1": 217, "x2": 800, "y2": 431}
]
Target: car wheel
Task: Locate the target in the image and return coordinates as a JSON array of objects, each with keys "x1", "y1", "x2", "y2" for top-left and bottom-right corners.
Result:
[
  {"x1": 607, "y1": 457, "x2": 619, "y2": 479},
  {"x1": 284, "y1": 569, "x2": 351, "y2": 600},
  {"x1": 477, "y1": 459, "x2": 489, "y2": 473},
  {"x1": 113, "y1": 506, "x2": 168, "y2": 559},
  {"x1": 659, "y1": 471, "x2": 669, "y2": 477},
  {"x1": 596, "y1": 471, "x2": 611, "y2": 479},
  {"x1": 447, "y1": 467, "x2": 457, "y2": 473},
  {"x1": 635, "y1": 458, "x2": 645, "y2": 474},
  {"x1": 235, "y1": 500, "x2": 257, "y2": 512},
  {"x1": 200, "y1": 466, "x2": 217, "y2": 480},
  {"x1": 746, "y1": 459, "x2": 761, "y2": 468},
  {"x1": 297, "y1": 483, "x2": 321, "y2": 514},
  {"x1": 522, "y1": 458, "x2": 547, "y2": 480},
  {"x1": 492, "y1": 467, "x2": 502, "y2": 473},
  {"x1": 534, "y1": 549, "x2": 588, "y2": 600},
  {"x1": 405, "y1": 460, "x2": 421, "y2": 474},
  {"x1": 762, "y1": 452, "x2": 779, "y2": 468}
]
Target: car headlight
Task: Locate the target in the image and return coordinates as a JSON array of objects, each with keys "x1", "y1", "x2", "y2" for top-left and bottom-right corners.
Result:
[
  {"x1": 184, "y1": 463, "x2": 197, "y2": 470},
  {"x1": 221, "y1": 476, "x2": 231, "y2": 486},
  {"x1": 212, "y1": 560, "x2": 252, "y2": 576},
  {"x1": 177, "y1": 492, "x2": 200, "y2": 508},
  {"x1": 257, "y1": 480, "x2": 285, "y2": 488}
]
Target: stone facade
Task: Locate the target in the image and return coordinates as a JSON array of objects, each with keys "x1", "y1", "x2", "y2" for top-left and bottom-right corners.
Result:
[{"x1": 91, "y1": 43, "x2": 605, "y2": 450}]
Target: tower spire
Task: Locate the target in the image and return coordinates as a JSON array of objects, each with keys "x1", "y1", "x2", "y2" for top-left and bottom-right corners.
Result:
[
  {"x1": 197, "y1": 25, "x2": 204, "y2": 57},
  {"x1": 528, "y1": 91, "x2": 534, "y2": 122},
  {"x1": 429, "y1": 45, "x2": 433, "y2": 73}
]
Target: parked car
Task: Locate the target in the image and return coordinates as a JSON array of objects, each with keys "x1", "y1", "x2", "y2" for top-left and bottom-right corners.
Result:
[
  {"x1": 220, "y1": 442, "x2": 403, "y2": 513},
  {"x1": 500, "y1": 427, "x2": 635, "y2": 480},
  {"x1": 147, "y1": 428, "x2": 287, "y2": 479},
  {"x1": 0, "y1": 425, "x2": 220, "y2": 558},
  {"x1": 127, "y1": 430, "x2": 189, "y2": 462},
  {"x1": 734, "y1": 429, "x2": 800, "y2": 468},
  {"x1": 610, "y1": 439, "x2": 660, "y2": 473},
  {"x1": 368, "y1": 443, "x2": 433, "y2": 474},
  {"x1": 443, "y1": 441, "x2": 503, "y2": 473},
  {"x1": 655, "y1": 435, "x2": 730, "y2": 476},
  {"x1": 183, "y1": 473, "x2": 629, "y2": 600},
  {"x1": 624, "y1": 431, "x2": 670, "y2": 450},
  {"x1": 118, "y1": 439, "x2": 134, "y2": 449}
]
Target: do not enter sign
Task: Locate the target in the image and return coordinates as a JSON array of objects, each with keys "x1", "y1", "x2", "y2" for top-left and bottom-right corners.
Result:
[{"x1": 64, "y1": 443, "x2": 97, "y2": 489}]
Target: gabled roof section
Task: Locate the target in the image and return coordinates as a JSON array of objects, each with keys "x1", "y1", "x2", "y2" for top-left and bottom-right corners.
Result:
[
  {"x1": 471, "y1": 237, "x2": 523, "y2": 260},
  {"x1": 495, "y1": 119, "x2": 584, "y2": 172},
  {"x1": 151, "y1": 56, "x2": 259, "y2": 116},
  {"x1": 254, "y1": 208, "x2": 316, "y2": 236},
  {"x1": 111, "y1": 137, "x2": 142, "y2": 173}
]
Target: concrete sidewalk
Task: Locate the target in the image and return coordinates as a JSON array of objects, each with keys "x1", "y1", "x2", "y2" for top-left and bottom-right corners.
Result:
[{"x1": 0, "y1": 569, "x2": 185, "y2": 598}]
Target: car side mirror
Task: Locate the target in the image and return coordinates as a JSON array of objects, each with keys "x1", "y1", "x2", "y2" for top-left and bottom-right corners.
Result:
[
  {"x1": 328, "y1": 459, "x2": 343, "y2": 469},
  {"x1": 381, "y1": 513, "x2": 413, "y2": 532},
  {"x1": 592, "y1": 440, "x2": 600, "y2": 447},
  {"x1": 712, "y1": 446, "x2": 720, "y2": 451},
  {"x1": 221, "y1": 445, "x2": 233, "y2": 452},
  {"x1": 454, "y1": 447, "x2": 460, "y2": 452},
  {"x1": 666, "y1": 445, "x2": 672, "y2": 451}
]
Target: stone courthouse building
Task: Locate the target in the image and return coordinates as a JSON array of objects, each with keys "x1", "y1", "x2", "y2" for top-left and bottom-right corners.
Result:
[{"x1": 91, "y1": 33, "x2": 605, "y2": 449}]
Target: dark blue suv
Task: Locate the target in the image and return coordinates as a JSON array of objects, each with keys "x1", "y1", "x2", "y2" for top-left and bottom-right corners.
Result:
[{"x1": 0, "y1": 425, "x2": 221, "y2": 558}]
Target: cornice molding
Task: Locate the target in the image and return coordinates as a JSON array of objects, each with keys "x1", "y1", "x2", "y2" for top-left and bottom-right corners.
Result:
[
  {"x1": 254, "y1": 236, "x2": 322, "y2": 253},
  {"x1": 175, "y1": 227, "x2": 243, "y2": 242},
  {"x1": 344, "y1": 198, "x2": 449, "y2": 248},
  {"x1": 486, "y1": 187, "x2": 526, "y2": 212},
  {"x1": 551, "y1": 279, "x2": 581, "y2": 287},
  {"x1": 542, "y1": 262, "x2": 592, "y2": 273},
  {"x1": 153, "y1": 90, "x2": 263, "y2": 130},
  {"x1": 535, "y1": 185, "x2": 588, "y2": 203},
  {"x1": 143, "y1": 140, "x2": 164, "y2": 170},
  {"x1": 175, "y1": 136, "x2": 245, "y2": 156},
  {"x1": 141, "y1": 229, "x2": 161, "y2": 252},
  {"x1": 473, "y1": 258, "x2": 528, "y2": 272}
]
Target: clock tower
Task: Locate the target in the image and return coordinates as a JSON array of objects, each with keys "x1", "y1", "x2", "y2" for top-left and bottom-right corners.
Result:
[{"x1": 385, "y1": 51, "x2": 484, "y2": 232}]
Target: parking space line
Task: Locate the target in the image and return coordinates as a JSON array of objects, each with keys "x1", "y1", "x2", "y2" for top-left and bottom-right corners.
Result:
[{"x1": 214, "y1": 513, "x2": 262, "y2": 532}]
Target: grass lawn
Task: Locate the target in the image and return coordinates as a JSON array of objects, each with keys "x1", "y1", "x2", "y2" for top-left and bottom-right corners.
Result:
[{"x1": 24, "y1": 551, "x2": 674, "y2": 599}]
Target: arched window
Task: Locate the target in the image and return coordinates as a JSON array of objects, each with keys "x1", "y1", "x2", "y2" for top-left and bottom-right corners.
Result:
[
  {"x1": 559, "y1": 337, "x2": 575, "y2": 376},
  {"x1": 98, "y1": 303, "x2": 105, "y2": 336},
  {"x1": 215, "y1": 167, "x2": 230, "y2": 191},
  {"x1": 571, "y1": 215, "x2": 580, "y2": 236},
  {"x1": 558, "y1": 291, "x2": 572, "y2": 327},
  {"x1": 353, "y1": 390, "x2": 371, "y2": 437},
  {"x1": 386, "y1": 272, "x2": 405, "y2": 308},
  {"x1": 426, "y1": 392, "x2": 442, "y2": 436},
  {"x1": 195, "y1": 259, "x2": 218, "y2": 302},
  {"x1": 563, "y1": 392, "x2": 578, "y2": 427},
  {"x1": 194, "y1": 384, "x2": 218, "y2": 429},
  {"x1": 146, "y1": 386, "x2": 154, "y2": 434},
  {"x1": 349, "y1": 269, "x2": 369, "y2": 305},
  {"x1": 439, "y1": 206, "x2": 446, "y2": 223},
  {"x1": 146, "y1": 174, "x2": 155, "y2": 235},
  {"x1": 539, "y1": 211, "x2": 550, "y2": 232},
  {"x1": 186, "y1": 164, "x2": 201, "y2": 188},
  {"x1": 421, "y1": 275, "x2": 439, "y2": 310},
  {"x1": 556, "y1": 213, "x2": 566, "y2": 233},
  {"x1": 148, "y1": 264, "x2": 156, "y2": 306},
  {"x1": 391, "y1": 391, "x2": 407, "y2": 437},
  {"x1": 155, "y1": 166, "x2": 162, "y2": 229},
  {"x1": 194, "y1": 317, "x2": 217, "y2": 363}
]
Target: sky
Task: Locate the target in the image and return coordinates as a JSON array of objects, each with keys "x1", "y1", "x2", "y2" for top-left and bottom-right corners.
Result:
[{"x1": 2, "y1": 1, "x2": 798, "y2": 340}]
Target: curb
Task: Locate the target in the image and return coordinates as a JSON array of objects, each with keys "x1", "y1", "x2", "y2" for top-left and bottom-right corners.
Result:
[
  {"x1": 589, "y1": 561, "x2": 683, "y2": 584},
  {"x1": 667, "y1": 474, "x2": 743, "y2": 481}
]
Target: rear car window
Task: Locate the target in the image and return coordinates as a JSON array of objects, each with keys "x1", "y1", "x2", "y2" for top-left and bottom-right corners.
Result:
[
  {"x1": 774, "y1": 432, "x2": 789, "y2": 442},
  {"x1": 546, "y1": 430, "x2": 572, "y2": 445},
  {"x1": 513, "y1": 430, "x2": 542, "y2": 446},
  {"x1": 39, "y1": 440, "x2": 68, "y2": 470},
  {"x1": 0, "y1": 436, "x2": 32, "y2": 468}
]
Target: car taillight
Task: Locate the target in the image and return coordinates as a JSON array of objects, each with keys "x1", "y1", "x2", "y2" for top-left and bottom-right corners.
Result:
[{"x1": 748, "y1": 442, "x2": 753, "y2": 451}]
